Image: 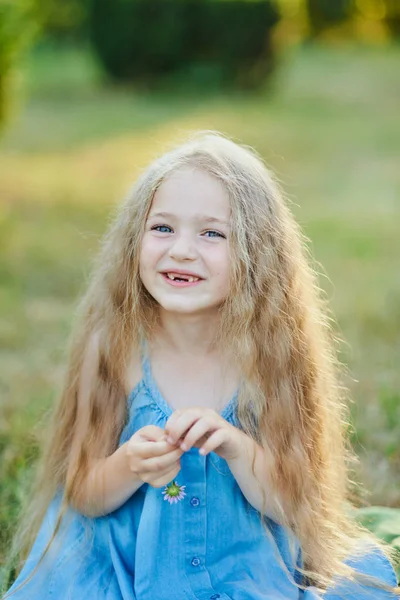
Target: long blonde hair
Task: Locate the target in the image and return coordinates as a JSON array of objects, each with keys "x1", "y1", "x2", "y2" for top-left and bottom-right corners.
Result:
[{"x1": 4, "y1": 131, "x2": 399, "y2": 597}]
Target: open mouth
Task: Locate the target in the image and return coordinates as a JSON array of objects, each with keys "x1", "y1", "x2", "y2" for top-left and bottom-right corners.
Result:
[{"x1": 160, "y1": 272, "x2": 204, "y2": 286}]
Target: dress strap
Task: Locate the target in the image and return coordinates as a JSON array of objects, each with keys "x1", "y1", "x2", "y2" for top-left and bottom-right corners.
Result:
[
  {"x1": 139, "y1": 336, "x2": 151, "y2": 379},
  {"x1": 137, "y1": 337, "x2": 174, "y2": 418}
]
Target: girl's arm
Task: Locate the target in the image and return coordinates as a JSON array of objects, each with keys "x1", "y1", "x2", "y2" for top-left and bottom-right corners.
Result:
[
  {"x1": 70, "y1": 444, "x2": 144, "y2": 518},
  {"x1": 73, "y1": 429, "x2": 185, "y2": 517},
  {"x1": 68, "y1": 333, "x2": 182, "y2": 518},
  {"x1": 226, "y1": 433, "x2": 286, "y2": 523},
  {"x1": 66, "y1": 330, "x2": 144, "y2": 517}
]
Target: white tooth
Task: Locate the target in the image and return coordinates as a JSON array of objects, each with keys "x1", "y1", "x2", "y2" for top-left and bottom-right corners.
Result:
[
  {"x1": 188, "y1": 276, "x2": 194, "y2": 282},
  {"x1": 167, "y1": 273, "x2": 175, "y2": 280}
]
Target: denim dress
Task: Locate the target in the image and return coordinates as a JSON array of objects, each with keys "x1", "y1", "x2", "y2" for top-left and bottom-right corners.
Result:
[{"x1": 5, "y1": 353, "x2": 398, "y2": 600}]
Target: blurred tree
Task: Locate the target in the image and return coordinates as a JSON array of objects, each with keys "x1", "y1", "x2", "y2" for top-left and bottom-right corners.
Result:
[
  {"x1": 379, "y1": 0, "x2": 400, "y2": 38},
  {"x1": 36, "y1": 0, "x2": 89, "y2": 43},
  {"x1": 305, "y1": 0, "x2": 355, "y2": 37},
  {"x1": 299, "y1": 0, "x2": 400, "y2": 41},
  {"x1": 88, "y1": 0, "x2": 281, "y2": 90},
  {"x1": 0, "y1": 0, "x2": 40, "y2": 130},
  {"x1": 0, "y1": 0, "x2": 90, "y2": 132}
]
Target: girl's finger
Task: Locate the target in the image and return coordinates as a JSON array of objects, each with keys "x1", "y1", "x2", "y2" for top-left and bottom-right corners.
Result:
[
  {"x1": 131, "y1": 440, "x2": 175, "y2": 458},
  {"x1": 150, "y1": 463, "x2": 181, "y2": 488},
  {"x1": 198, "y1": 428, "x2": 227, "y2": 456},
  {"x1": 164, "y1": 409, "x2": 184, "y2": 438},
  {"x1": 138, "y1": 425, "x2": 167, "y2": 442},
  {"x1": 165, "y1": 410, "x2": 204, "y2": 444},
  {"x1": 179, "y1": 418, "x2": 216, "y2": 451},
  {"x1": 192, "y1": 434, "x2": 210, "y2": 448},
  {"x1": 143, "y1": 447, "x2": 183, "y2": 472}
]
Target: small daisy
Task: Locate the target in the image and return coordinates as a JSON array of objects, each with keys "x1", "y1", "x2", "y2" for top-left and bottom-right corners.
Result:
[{"x1": 162, "y1": 480, "x2": 186, "y2": 504}]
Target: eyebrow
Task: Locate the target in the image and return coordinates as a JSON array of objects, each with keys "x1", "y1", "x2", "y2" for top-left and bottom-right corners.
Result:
[{"x1": 148, "y1": 211, "x2": 229, "y2": 226}]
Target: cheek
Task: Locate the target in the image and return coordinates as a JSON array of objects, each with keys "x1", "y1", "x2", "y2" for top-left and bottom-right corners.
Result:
[
  {"x1": 209, "y1": 247, "x2": 231, "y2": 286},
  {"x1": 139, "y1": 239, "x2": 155, "y2": 283},
  {"x1": 140, "y1": 235, "x2": 164, "y2": 264}
]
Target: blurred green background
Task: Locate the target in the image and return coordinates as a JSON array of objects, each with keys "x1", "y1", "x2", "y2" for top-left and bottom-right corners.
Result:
[{"x1": 1, "y1": 0, "x2": 400, "y2": 581}]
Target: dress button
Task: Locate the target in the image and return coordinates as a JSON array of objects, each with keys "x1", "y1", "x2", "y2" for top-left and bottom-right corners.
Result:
[
  {"x1": 210, "y1": 595, "x2": 220, "y2": 599},
  {"x1": 191, "y1": 557, "x2": 201, "y2": 566},
  {"x1": 190, "y1": 497, "x2": 200, "y2": 507}
]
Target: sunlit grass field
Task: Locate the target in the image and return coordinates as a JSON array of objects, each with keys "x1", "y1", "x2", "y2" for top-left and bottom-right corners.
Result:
[{"x1": 1, "y1": 43, "x2": 399, "y2": 569}]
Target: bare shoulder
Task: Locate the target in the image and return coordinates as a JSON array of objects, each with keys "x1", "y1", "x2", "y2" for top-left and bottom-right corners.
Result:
[
  {"x1": 122, "y1": 345, "x2": 143, "y2": 397},
  {"x1": 81, "y1": 331, "x2": 142, "y2": 398}
]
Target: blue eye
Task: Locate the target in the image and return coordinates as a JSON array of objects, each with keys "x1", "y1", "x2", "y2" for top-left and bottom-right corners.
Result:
[
  {"x1": 150, "y1": 225, "x2": 225, "y2": 238},
  {"x1": 204, "y1": 230, "x2": 225, "y2": 238},
  {"x1": 152, "y1": 225, "x2": 172, "y2": 233}
]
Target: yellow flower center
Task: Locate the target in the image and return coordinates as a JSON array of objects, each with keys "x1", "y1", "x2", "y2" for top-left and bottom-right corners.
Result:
[{"x1": 165, "y1": 482, "x2": 181, "y2": 497}]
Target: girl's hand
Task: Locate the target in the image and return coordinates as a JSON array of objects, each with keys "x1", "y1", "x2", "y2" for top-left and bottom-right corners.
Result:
[
  {"x1": 126, "y1": 425, "x2": 185, "y2": 488},
  {"x1": 164, "y1": 408, "x2": 244, "y2": 461}
]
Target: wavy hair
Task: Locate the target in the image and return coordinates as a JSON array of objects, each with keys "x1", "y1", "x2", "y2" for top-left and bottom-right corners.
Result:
[{"x1": 4, "y1": 131, "x2": 399, "y2": 597}]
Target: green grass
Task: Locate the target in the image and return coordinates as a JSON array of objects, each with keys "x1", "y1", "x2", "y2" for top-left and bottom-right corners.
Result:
[{"x1": 1, "y1": 42, "x2": 400, "y2": 570}]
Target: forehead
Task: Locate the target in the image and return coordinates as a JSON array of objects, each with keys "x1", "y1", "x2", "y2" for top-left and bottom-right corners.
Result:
[{"x1": 150, "y1": 166, "x2": 230, "y2": 220}]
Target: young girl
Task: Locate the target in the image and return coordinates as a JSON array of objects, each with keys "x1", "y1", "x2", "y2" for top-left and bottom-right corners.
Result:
[{"x1": 3, "y1": 132, "x2": 399, "y2": 600}]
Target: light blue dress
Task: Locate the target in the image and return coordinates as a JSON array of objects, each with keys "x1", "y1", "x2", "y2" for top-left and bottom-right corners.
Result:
[{"x1": 4, "y1": 352, "x2": 398, "y2": 599}]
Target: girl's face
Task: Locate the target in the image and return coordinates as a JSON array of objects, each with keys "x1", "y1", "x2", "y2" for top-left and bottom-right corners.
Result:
[{"x1": 140, "y1": 166, "x2": 231, "y2": 316}]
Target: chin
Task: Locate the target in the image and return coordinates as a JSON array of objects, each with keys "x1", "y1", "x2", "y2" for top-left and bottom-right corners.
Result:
[
  {"x1": 161, "y1": 303, "x2": 207, "y2": 315},
  {"x1": 157, "y1": 297, "x2": 215, "y2": 315}
]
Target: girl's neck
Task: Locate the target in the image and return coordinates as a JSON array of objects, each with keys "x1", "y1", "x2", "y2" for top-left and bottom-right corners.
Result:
[
  {"x1": 145, "y1": 310, "x2": 240, "y2": 413},
  {"x1": 152, "y1": 309, "x2": 221, "y2": 357}
]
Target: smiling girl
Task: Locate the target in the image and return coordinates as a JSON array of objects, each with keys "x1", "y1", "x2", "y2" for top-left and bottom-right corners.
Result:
[{"x1": 3, "y1": 132, "x2": 399, "y2": 599}]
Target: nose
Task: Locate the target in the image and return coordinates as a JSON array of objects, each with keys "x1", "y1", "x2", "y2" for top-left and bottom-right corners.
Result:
[{"x1": 168, "y1": 233, "x2": 197, "y2": 261}]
